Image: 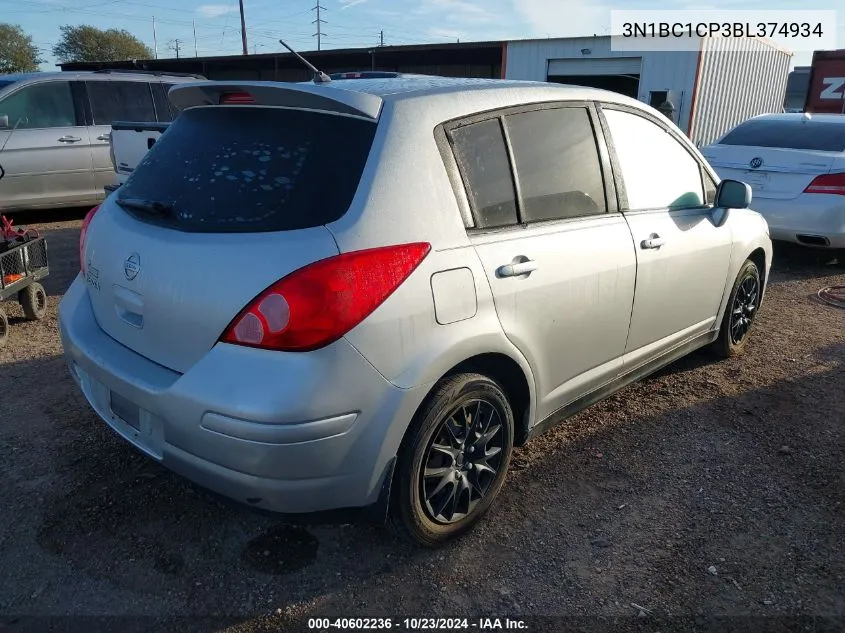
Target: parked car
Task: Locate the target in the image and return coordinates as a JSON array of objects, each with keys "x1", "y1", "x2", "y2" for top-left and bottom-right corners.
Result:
[
  {"x1": 59, "y1": 77, "x2": 772, "y2": 546},
  {"x1": 0, "y1": 70, "x2": 201, "y2": 212},
  {"x1": 702, "y1": 113, "x2": 845, "y2": 250}
]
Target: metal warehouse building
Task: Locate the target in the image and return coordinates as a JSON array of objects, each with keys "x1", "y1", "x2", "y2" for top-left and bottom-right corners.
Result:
[
  {"x1": 61, "y1": 35, "x2": 791, "y2": 147},
  {"x1": 503, "y1": 36, "x2": 792, "y2": 147}
]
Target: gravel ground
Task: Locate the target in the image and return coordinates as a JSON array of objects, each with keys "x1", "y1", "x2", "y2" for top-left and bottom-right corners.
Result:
[{"x1": 1, "y1": 210, "x2": 843, "y2": 632}]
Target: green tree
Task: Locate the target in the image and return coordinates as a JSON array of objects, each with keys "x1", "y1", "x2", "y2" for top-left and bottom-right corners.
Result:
[
  {"x1": 0, "y1": 24, "x2": 43, "y2": 74},
  {"x1": 53, "y1": 25, "x2": 153, "y2": 63}
]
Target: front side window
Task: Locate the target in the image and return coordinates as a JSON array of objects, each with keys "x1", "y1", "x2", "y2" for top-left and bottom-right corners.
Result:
[
  {"x1": 87, "y1": 81, "x2": 156, "y2": 124},
  {"x1": 505, "y1": 107, "x2": 606, "y2": 222},
  {"x1": 604, "y1": 108, "x2": 705, "y2": 211},
  {"x1": 0, "y1": 82, "x2": 77, "y2": 129},
  {"x1": 450, "y1": 119, "x2": 518, "y2": 229}
]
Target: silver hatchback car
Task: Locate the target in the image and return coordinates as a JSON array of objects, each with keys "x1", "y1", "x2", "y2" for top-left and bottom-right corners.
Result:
[{"x1": 59, "y1": 77, "x2": 772, "y2": 546}]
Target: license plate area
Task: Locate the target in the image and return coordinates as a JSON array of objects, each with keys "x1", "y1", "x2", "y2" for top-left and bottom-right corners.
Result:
[
  {"x1": 110, "y1": 391, "x2": 141, "y2": 431},
  {"x1": 744, "y1": 171, "x2": 770, "y2": 189}
]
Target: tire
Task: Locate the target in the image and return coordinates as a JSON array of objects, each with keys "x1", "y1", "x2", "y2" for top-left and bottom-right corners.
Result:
[
  {"x1": 712, "y1": 259, "x2": 761, "y2": 358},
  {"x1": 389, "y1": 373, "x2": 515, "y2": 547},
  {"x1": 18, "y1": 282, "x2": 47, "y2": 321},
  {"x1": 0, "y1": 308, "x2": 8, "y2": 348}
]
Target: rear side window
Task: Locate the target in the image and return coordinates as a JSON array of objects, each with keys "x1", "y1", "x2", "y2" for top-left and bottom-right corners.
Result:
[
  {"x1": 449, "y1": 119, "x2": 518, "y2": 228},
  {"x1": 719, "y1": 119, "x2": 845, "y2": 152},
  {"x1": 87, "y1": 81, "x2": 156, "y2": 124},
  {"x1": 117, "y1": 106, "x2": 377, "y2": 233},
  {"x1": 151, "y1": 83, "x2": 178, "y2": 122},
  {"x1": 504, "y1": 107, "x2": 606, "y2": 221}
]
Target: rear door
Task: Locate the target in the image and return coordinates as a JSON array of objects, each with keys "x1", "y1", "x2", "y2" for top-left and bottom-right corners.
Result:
[
  {"x1": 447, "y1": 103, "x2": 637, "y2": 420},
  {"x1": 0, "y1": 80, "x2": 94, "y2": 209},
  {"x1": 82, "y1": 104, "x2": 378, "y2": 373},
  {"x1": 84, "y1": 79, "x2": 158, "y2": 193},
  {"x1": 702, "y1": 117, "x2": 845, "y2": 200},
  {"x1": 600, "y1": 104, "x2": 732, "y2": 362}
]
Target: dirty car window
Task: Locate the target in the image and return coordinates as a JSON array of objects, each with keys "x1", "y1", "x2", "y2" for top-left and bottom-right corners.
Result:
[{"x1": 117, "y1": 106, "x2": 377, "y2": 232}]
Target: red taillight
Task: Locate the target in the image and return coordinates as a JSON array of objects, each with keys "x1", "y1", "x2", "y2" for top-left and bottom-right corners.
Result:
[
  {"x1": 220, "y1": 242, "x2": 431, "y2": 352},
  {"x1": 79, "y1": 205, "x2": 100, "y2": 275},
  {"x1": 219, "y1": 91, "x2": 255, "y2": 105},
  {"x1": 804, "y1": 172, "x2": 845, "y2": 196}
]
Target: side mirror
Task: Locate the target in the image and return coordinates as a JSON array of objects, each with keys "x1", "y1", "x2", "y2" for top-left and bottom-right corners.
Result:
[
  {"x1": 715, "y1": 179, "x2": 752, "y2": 209},
  {"x1": 0, "y1": 115, "x2": 9, "y2": 129}
]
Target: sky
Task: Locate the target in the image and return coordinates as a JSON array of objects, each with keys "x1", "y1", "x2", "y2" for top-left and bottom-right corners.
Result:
[{"x1": 2, "y1": 0, "x2": 842, "y2": 70}]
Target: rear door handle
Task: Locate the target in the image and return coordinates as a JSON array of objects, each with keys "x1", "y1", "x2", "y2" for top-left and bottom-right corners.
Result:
[
  {"x1": 497, "y1": 260, "x2": 538, "y2": 278},
  {"x1": 96, "y1": 134, "x2": 111, "y2": 141},
  {"x1": 58, "y1": 136, "x2": 82, "y2": 143},
  {"x1": 641, "y1": 234, "x2": 665, "y2": 250}
]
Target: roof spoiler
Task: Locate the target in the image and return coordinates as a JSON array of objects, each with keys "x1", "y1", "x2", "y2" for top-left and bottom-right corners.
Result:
[{"x1": 167, "y1": 81, "x2": 383, "y2": 120}]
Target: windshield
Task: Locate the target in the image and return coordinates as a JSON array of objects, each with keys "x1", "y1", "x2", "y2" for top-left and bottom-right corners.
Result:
[
  {"x1": 0, "y1": 80, "x2": 17, "y2": 91},
  {"x1": 117, "y1": 106, "x2": 377, "y2": 233},
  {"x1": 719, "y1": 119, "x2": 845, "y2": 152}
]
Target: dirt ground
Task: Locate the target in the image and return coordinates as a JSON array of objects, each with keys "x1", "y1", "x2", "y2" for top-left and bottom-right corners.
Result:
[{"x1": 1, "y1": 209, "x2": 843, "y2": 633}]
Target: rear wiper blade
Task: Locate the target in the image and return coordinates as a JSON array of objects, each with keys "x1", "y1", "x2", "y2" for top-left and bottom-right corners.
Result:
[{"x1": 115, "y1": 198, "x2": 173, "y2": 217}]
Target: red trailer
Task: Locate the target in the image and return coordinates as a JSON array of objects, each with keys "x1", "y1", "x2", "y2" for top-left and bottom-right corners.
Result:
[{"x1": 804, "y1": 49, "x2": 845, "y2": 114}]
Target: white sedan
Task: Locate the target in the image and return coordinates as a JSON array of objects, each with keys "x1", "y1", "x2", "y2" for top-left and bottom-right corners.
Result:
[{"x1": 702, "y1": 113, "x2": 845, "y2": 250}]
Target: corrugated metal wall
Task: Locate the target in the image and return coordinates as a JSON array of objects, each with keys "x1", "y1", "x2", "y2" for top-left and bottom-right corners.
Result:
[
  {"x1": 689, "y1": 38, "x2": 791, "y2": 147},
  {"x1": 505, "y1": 38, "x2": 699, "y2": 133}
]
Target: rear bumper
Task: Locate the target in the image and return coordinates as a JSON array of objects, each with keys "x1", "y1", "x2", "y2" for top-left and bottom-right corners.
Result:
[
  {"x1": 751, "y1": 196, "x2": 845, "y2": 248},
  {"x1": 58, "y1": 276, "x2": 427, "y2": 514}
]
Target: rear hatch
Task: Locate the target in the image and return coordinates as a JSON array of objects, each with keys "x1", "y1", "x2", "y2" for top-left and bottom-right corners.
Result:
[
  {"x1": 702, "y1": 117, "x2": 845, "y2": 200},
  {"x1": 82, "y1": 98, "x2": 378, "y2": 373}
]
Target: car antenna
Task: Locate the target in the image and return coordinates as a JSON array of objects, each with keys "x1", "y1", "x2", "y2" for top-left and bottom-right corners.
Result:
[{"x1": 279, "y1": 39, "x2": 331, "y2": 84}]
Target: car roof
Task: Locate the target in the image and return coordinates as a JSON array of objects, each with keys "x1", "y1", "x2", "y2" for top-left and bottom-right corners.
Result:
[
  {"x1": 748, "y1": 112, "x2": 845, "y2": 124},
  {"x1": 170, "y1": 76, "x2": 649, "y2": 123},
  {"x1": 317, "y1": 76, "x2": 634, "y2": 103},
  {"x1": 0, "y1": 70, "x2": 200, "y2": 83}
]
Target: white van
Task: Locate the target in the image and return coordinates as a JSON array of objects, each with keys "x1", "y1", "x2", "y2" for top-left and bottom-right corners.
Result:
[{"x1": 0, "y1": 70, "x2": 202, "y2": 212}]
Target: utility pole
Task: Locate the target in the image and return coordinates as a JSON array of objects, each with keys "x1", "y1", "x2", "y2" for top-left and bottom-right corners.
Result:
[
  {"x1": 312, "y1": 3, "x2": 326, "y2": 51},
  {"x1": 238, "y1": 0, "x2": 248, "y2": 55},
  {"x1": 171, "y1": 39, "x2": 182, "y2": 59},
  {"x1": 152, "y1": 16, "x2": 158, "y2": 59},
  {"x1": 379, "y1": 29, "x2": 384, "y2": 46},
  {"x1": 193, "y1": 20, "x2": 198, "y2": 57}
]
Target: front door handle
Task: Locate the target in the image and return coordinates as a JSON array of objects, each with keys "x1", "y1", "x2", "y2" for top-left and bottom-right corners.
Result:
[
  {"x1": 96, "y1": 134, "x2": 111, "y2": 141},
  {"x1": 58, "y1": 135, "x2": 82, "y2": 143},
  {"x1": 641, "y1": 234, "x2": 665, "y2": 250},
  {"x1": 497, "y1": 260, "x2": 538, "y2": 278}
]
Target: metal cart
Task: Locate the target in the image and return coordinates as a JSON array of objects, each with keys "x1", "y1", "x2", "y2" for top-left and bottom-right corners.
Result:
[{"x1": 0, "y1": 234, "x2": 49, "y2": 348}]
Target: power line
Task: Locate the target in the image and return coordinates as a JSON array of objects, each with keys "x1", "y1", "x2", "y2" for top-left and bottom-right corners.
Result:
[{"x1": 312, "y1": 2, "x2": 326, "y2": 51}]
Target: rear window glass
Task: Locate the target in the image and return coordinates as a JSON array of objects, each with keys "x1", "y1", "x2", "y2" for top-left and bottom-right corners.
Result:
[
  {"x1": 116, "y1": 106, "x2": 377, "y2": 232},
  {"x1": 719, "y1": 119, "x2": 845, "y2": 152}
]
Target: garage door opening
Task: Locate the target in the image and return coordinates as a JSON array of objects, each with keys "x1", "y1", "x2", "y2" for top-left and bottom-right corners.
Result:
[
  {"x1": 547, "y1": 74, "x2": 640, "y2": 98},
  {"x1": 545, "y1": 56, "x2": 643, "y2": 99}
]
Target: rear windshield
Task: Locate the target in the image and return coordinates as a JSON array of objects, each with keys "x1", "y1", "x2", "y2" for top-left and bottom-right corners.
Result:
[
  {"x1": 116, "y1": 106, "x2": 377, "y2": 232},
  {"x1": 719, "y1": 119, "x2": 845, "y2": 152},
  {"x1": 0, "y1": 80, "x2": 16, "y2": 91}
]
